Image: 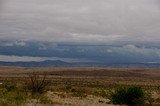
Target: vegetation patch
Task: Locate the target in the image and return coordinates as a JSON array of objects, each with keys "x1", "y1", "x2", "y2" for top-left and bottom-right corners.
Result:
[
  {"x1": 0, "y1": 80, "x2": 26, "y2": 106},
  {"x1": 70, "y1": 88, "x2": 87, "y2": 98},
  {"x1": 111, "y1": 86, "x2": 145, "y2": 105},
  {"x1": 24, "y1": 72, "x2": 50, "y2": 94}
]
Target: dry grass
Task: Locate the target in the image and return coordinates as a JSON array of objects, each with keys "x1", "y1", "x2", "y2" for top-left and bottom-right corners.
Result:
[{"x1": 0, "y1": 66, "x2": 160, "y2": 105}]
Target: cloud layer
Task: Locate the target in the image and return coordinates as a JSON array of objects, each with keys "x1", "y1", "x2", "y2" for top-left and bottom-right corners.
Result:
[
  {"x1": 0, "y1": 0, "x2": 160, "y2": 63},
  {"x1": 0, "y1": 0, "x2": 160, "y2": 43},
  {"x1": 0, "y1": 41, "x2": 159, "y2": 63}
]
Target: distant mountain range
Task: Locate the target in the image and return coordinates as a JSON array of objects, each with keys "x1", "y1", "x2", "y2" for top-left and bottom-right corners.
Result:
[
  {"x1": 0, "y1": 41, "x2": 160, "y2": 67},
  {"x1": 0, "y1": 41, "x2": 160, "y2": 64},
  {"x1": 0, "y1": 60, "x2": 160, "y2": 68}
]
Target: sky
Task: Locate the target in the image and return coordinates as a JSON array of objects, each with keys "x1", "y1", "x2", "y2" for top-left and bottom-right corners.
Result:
[
  {"x1": 0, "y1": 0, "x2": 160, "y2": 63},
  {"x1": 0, "y1": 0, "x2": 160, "y2": 43}
]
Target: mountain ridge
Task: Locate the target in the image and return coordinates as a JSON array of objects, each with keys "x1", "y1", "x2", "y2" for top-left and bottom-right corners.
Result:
[{"x1": 0, "y1": 60, "x2": 160, "y2": 68}]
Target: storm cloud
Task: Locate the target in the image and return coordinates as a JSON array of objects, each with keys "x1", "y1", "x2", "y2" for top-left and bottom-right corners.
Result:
[{"x1": 0, "y1": 0, "x2": 160, "y2": 43}]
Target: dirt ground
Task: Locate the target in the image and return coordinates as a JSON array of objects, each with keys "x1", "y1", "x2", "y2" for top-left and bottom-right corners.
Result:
[{"x1": 1, "y1": 66, "x2": 160, "y2": 106}]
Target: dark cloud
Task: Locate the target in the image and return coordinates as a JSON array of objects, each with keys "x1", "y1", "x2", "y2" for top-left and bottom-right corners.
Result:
[{"x1": 0, "y1": 41, "x2": 160, "y2": 63}]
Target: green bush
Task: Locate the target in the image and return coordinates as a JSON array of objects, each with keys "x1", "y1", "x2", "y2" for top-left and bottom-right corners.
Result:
[
  {"x1": 111, "y1": 86, "x2": 144, "y2": 105},
  {"x1": 3, "y1": 80, "x2": 16, "y2": 91},
  {"x1": 0, "y1": 89, "x2": 27, "y2": 106}
]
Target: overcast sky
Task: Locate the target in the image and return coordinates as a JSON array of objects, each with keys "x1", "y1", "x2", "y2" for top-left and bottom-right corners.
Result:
[{"x1": 0, "y1": 0, "x2": 160, "y2": 44}]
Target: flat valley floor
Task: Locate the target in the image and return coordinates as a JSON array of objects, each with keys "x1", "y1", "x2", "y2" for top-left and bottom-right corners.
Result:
[{"x1": 0, "y1": 66, "x2": 160, "y2": 106}]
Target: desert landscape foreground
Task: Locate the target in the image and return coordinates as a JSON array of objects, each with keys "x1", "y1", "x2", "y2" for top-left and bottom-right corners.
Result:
[{"x1": 0, "y1": 66, "x2": 160, "y2": 106}]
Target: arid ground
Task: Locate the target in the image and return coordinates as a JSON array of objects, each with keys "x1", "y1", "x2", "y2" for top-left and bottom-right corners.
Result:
[{"x1": 0, "y1": 66, "x2": 160, "y2": 106}]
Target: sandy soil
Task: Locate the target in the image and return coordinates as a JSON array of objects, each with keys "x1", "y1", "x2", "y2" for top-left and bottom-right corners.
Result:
[{"x1": 25, "y1": 91, "x2": 116, "y2": 106}]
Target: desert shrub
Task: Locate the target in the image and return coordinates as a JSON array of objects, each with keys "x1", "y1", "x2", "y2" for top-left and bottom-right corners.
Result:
[
  {"x1": 0, "y1": 89, "x2": 27, "y2": 106},
  {"x1": 2, "y1": 80, "x2": 16, "y2": 91},
  {"x1": 0, "y1": 80, "x2": 27, "y2": 105},
  {"x1": 0, "y1": 88, "x2": 8, "y2": 96},
  {"x1": 71, "y1": 88, "x2": 87, "y2": 98},
  {"x1": 111, "y1": 86, "x2": 144, "y2": 105},
  {"x1": 66, "y1": 84, "x2": 72, "y2": 91},
  {"x1": 98, "y1": 89, "x2": 108, "y2": 98},
  {"x1": 13, "y1": 92, "x2": 27, "y2": 105},
  {"x1": 39, "y1": 95, "x2": 53, "y2": 104},
  {"x1": 24, "y1": 72, "x2": 50, "y2": 94},
  {"x1": 31, "y1": 93, "x2": 53, "y2": 104},
  {"x1": 93, "y1": 89, "x2": 108, "y2": 98}
]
